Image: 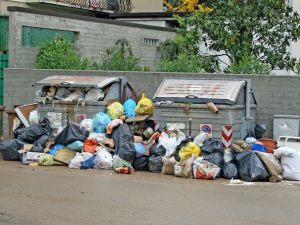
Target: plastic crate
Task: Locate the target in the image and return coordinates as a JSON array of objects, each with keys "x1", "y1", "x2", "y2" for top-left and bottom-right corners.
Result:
[{"x1": 277, "y1": 136, "x2": 300, "y2": 150}]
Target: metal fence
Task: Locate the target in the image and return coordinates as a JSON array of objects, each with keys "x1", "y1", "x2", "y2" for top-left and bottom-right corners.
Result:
[{"x1": 57, "y1": 0, "x2": 134, "y2": 12}]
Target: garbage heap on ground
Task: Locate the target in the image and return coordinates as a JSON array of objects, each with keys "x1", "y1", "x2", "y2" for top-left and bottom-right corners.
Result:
[{"x1": 1, "y1": 93, "x2": 300, "y2": 182}]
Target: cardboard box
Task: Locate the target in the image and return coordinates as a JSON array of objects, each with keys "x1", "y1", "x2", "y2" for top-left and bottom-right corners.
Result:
[
  {"x1": 21, "y1": 152, "x2": 44, "y2": 165},
  {"x1": 15, "y1": 103, "x2": 38, "y2": 127}
]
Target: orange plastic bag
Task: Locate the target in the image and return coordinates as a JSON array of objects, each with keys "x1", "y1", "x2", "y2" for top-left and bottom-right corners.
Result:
[{"x1": 83, "y1": 139, "x2": 99, "y2": 153}]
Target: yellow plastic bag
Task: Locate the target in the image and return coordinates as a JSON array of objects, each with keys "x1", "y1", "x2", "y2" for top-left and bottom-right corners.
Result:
[
  {"x1": 107, "y1": 102, "x2": 124, "y2": 120},
  {"x1": 135, "y1": 93, "x2": 154, "y2": 115},
  {"x1": 179, "y1": 142, "x2": 201, "y2": 160}
]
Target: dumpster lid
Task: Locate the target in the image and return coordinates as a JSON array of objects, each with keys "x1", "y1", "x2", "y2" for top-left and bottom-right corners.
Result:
[
  {"x1": 273, "y1": 114, "x2": 300, "y2": 119},
  {"x1": 36, "y1": 76, "x2": 121, "y2": 88},
  {"x1": 154, "y1": 79, "x2": 246, "y2": 105}
]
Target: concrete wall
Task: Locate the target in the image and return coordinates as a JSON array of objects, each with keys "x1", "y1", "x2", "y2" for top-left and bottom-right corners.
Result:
[
  {"x1": 0, "y1": 1, "x2": 25, "y2": 16},
  {"x1": 4, "y1": 68, "x2": 300, "y2": 139},
  {"x1": 8, "y1": 7, "x2": 175, "y2": 69},
  {"x1": 131, "y1": 0, "x2": 163, "y2": 12}
]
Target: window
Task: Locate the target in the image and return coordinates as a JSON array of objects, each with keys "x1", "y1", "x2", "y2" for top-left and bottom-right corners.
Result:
[
  {"x1": 21, "y1": 26, "x2": 75, "y2": 47},
  {"x1": 144, "y1": 38, "x2": 159, "y2": 46}
]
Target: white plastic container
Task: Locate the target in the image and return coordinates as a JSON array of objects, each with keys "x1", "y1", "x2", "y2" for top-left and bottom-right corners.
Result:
[{"x1": 273, "y1": 115, "x2": 300, "y2": 140}]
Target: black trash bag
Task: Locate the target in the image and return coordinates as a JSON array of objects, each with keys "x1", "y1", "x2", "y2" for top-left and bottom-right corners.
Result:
[
  {"x1": 112, "y1": 123, "x2": 135, "y2": 162},
  {"x1": 176, "y1": 139, "x2": 190, "y2": 151},
  {"x1": 148, "y1": 155, "x2": 163, "y2": 173},
  {"x1": 223, "y1": 162, "x2": 239, "y2": 179},
  {"x1": 0, "y1": 139, "x2": 24, "y2": 161},
  {"x1": 30, "y1": 146, "x2": 44, "y2": 153},
  {"x1": 17, "y1": 118, "x2": 52, "y2": 144},
  {"x1": 244, "y1": 124, "x2": 266, "y2": 140},
  {"x1": 254, "y1": 124, "x2": 266, "y2": 139},
  {"x1": 235, "y1": 151, "x2": 270, "y2": 182},
  {"x1": 55, "y1": 123, "x2": 89, "y2": 146},
  {"x1": 201, "y1": 140, "x2": 222, "y2": 154},
  {"x1": 145, "y1": 120, "x2": 155, "y2": 130},
  {"x1": 13, "y1": 124, "x2": 26, "y2": 139},
  {"x1": 34, "y1": 134, "x2": 50, "y2": 147},
  {"x1": 150, "y1": 144, "x2": 166, "y2": 157},
  {"x1": 133, "y1": 156, "x2": 149, "y2": 171},
  {"x1": 30, "y1": 134, "x2": 51, "y2": 153},
  {"x1": 202, "y1": 152, "x2": 224, "y2": 177}
]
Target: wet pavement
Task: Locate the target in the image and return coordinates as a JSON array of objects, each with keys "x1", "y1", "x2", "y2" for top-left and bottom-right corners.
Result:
[{"x1": 0, "y1": 161, "x2": 300, "y2": 225}]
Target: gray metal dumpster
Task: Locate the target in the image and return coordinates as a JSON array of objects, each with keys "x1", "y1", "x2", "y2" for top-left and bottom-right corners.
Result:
[
  {"x1": 153, "y1": 78, "x2": 256, "y2": 141},
  {"x1": 35, "y1": 75, "x2": 136, "y2": 130}
]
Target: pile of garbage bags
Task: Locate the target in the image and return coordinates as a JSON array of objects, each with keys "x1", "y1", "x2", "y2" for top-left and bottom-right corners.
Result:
[
  {"x1": 1, "y1": 96, "x2": 300, "y2": 182},
  {"x1": 0, "y1": 94, "x2": 154, "y2": 174}
]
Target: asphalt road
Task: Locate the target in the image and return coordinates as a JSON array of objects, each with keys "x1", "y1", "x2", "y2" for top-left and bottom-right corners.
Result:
[{"x1": 1, "y1": 161, "x2": 300, "y2": 225}]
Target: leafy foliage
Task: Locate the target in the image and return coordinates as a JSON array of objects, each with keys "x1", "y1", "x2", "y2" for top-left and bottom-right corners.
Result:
[
  {"x1": 164, "y1": 0, "x2": 212, "y2": 12},
  {"x1": 225, "y1": 55, "x2": 271, "y2": 74},
  {"x1": 180, "y1": 0, "x2": 300, "y2": 71},
  {"x1": 159, "y1": 53, "x2": 203, "y2": 72},
  {"x1": 35, "y1": 38, "x2": 92, "y2": 70},
  {"x1": 295, "y1": 62, "x2": 300, "y2": 75},
  {"x1": 99, "y1": 39, "x2": 144, "y2": 71},
  {"x1": 158, "y1": 28, "x2": 219, "y2": 73}
]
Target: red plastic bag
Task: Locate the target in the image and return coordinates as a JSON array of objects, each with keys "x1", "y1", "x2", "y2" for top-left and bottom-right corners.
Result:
[{"x1": 83, "y1": 139, "x2": 99, "y2": 153}]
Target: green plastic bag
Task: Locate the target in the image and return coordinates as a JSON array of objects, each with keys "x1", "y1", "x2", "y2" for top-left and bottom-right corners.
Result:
[
  {"x1": 135, "y1": 93, "x2": 154, "y2": 115},
  {"x1": 38, "y1": 154, "x2": 54, "y2": 166},
  {"x1": 107, "y1": 102, "x2": 124, "y2": 120}
]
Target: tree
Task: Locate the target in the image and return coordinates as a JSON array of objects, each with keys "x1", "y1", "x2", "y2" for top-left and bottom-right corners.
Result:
[
  {"x1": 99, "y1": 39, "x2": 145, "y2": 71},
  {"x1": 164, "y1": 0, "x2": 212, "y2": 12},
  {"x1": 35, "y1": 38, "x2": 92, "y2": 70},
  {"x1": 178, "y1": 0, "x2": 300, "y2": 71}
]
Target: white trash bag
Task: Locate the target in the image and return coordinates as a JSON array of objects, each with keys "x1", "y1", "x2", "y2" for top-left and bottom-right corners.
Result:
[
  {"x1": 29, "y1": 110, "x2": 39, "y2": 126},
  {"x1": 94, "y1": 147, "x2": 113, "y2": 169},
  {"x1": 68, "y1": 152, "x2": 93, "y2": 169},
  {"x1": 80, "y1": 119, "x2": 94, "y2": 132},
  {"x1": 193, "y1": 157, "x2": 220, "y2": 180}
]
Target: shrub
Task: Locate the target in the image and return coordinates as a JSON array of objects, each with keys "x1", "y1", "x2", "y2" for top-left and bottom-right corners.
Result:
[
  {"x1": 225, "y1": 55, "x2": 271, "y2": 75},
  {"x1": 99, "y1": 39, "x2": 143, "y2": 71},
  {"x1": 35, "y1": 38, "x2": 93, "y2": 70}
]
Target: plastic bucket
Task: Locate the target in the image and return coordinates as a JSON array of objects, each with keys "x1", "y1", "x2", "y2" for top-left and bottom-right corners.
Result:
[{"x1": 258, "y1": 138, "x2": 277, "y2": 153}]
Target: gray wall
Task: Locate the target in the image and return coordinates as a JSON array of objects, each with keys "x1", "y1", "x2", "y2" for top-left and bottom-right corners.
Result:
[
  {"x1": 4, "y1": 68, "x2": 300, "y2": 139},
  {"x1": 8, "y1": 7, "x2": 175, "y2": 69}
]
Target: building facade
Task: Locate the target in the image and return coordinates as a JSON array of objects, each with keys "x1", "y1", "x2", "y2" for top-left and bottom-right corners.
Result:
[{"x1": 8, "y1": 7, "x2": 175, "y2": 69}]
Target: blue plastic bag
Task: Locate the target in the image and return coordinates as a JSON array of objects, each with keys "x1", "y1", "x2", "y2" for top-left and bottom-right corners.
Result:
[
  {"x1": 48, "y1": 144, "x2": 64, "y2": 156},
  {"x1": 134, "y1": 143, "x2": 147, "y2": 157},
  {"x1": 123, "y1": 99, "x2": 136, "y2": 118},
  {"x1": 251, "y1": 143, "x2": 267, "y2": 152},
  {"x1": 80, "y1": 155, "x2": 96, "y2": 169},
  {"x1": 92, "y1": 112, "x2": 111, "y2": 133},
  {"x1": 66, "y1": 141, "x2": 83, "y2": 152}
]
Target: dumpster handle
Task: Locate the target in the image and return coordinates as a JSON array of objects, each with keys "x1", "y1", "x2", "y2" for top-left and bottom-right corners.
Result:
[
  {"x1": 60, "y1": 81, "x2": 71, "y2": 85},
  {"x1": 185, "y1": 95, "x2": 198, "y2": 99}
]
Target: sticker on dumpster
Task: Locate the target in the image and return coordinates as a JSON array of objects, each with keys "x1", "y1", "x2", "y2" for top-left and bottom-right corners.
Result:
[
  {"x1": 47, "y1": 112, "x2": 62, "y2": 128},
  {"x1": 200, "y1": 124, "x2": 212, "y2": 136},
  {"x1": 166, "y1": 123, "x2": 186, "y2": 130},
  {"x1": 222, "y1": 125, "x2": 233, "y2": 148}
]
